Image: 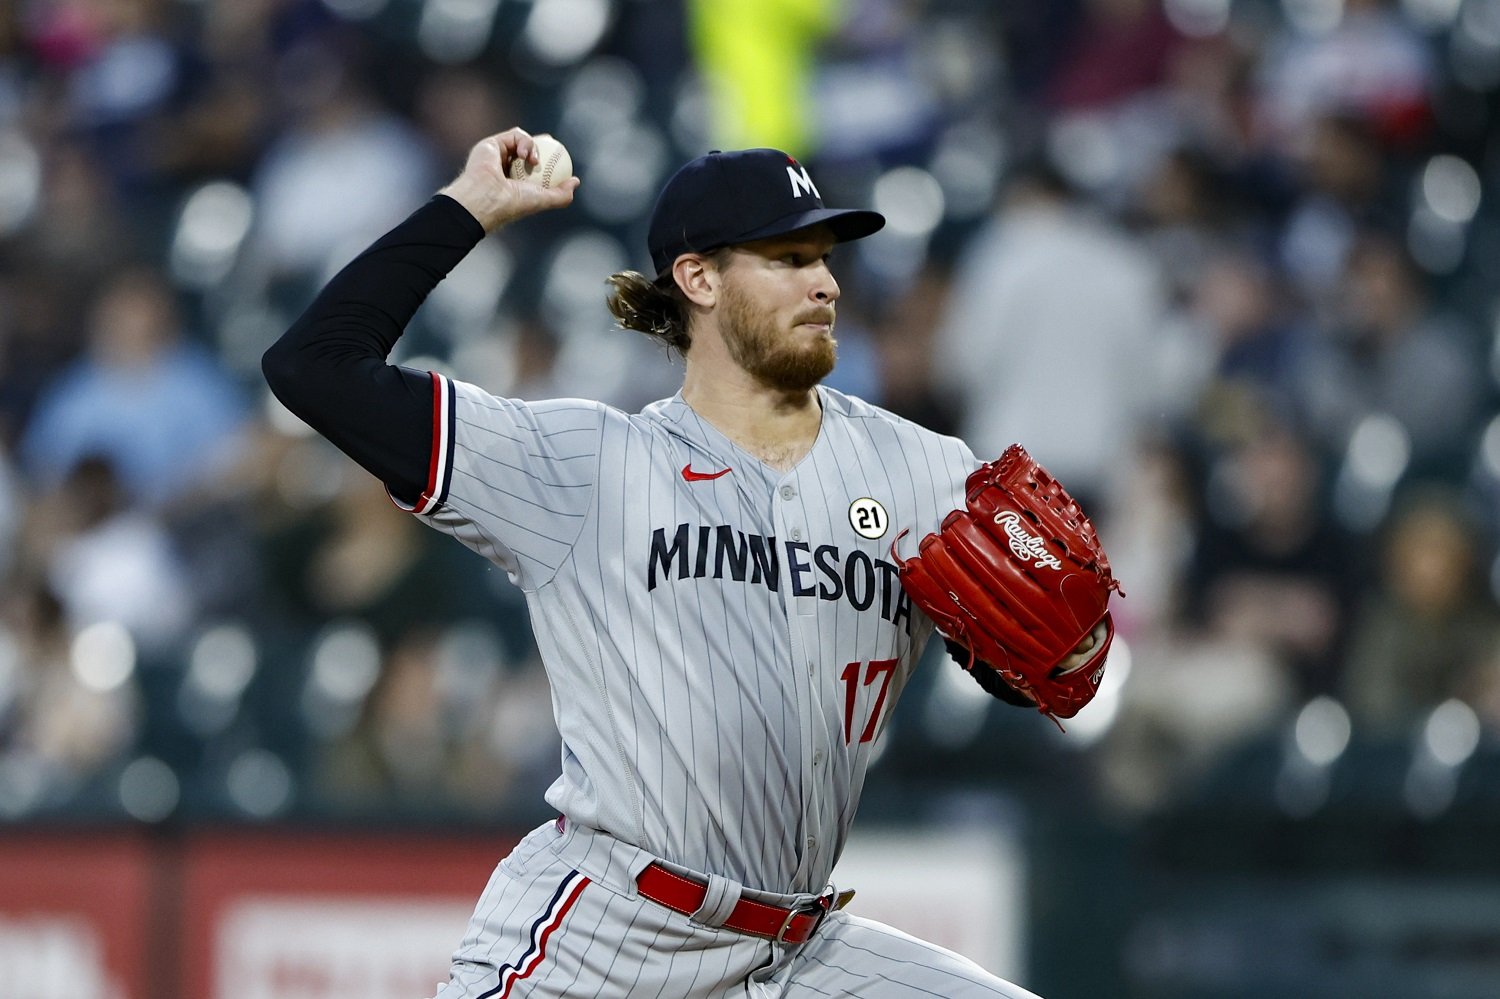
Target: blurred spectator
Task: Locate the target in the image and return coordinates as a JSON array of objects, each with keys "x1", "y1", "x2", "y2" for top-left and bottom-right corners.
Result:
[
  {"x1": 1187, "y1": 417, "x2": 1353, "y2": 697},
  {"x1": 257, "y1": 468, "x2": 501, "y2": 648},
  {"x1": 1253, "y1": 0, "x2": 1433, "y2": 150},
  {"x1": 1046, "y1": 0, "x2": 1186, "y2": 113},
  {"x1": 55, "y1": 0, "x2": 203, "y2": 204},
  {"x1": 1340, "y1": 487, "x2": 1500, "y2": 734},
  {"x1": 1030, "y1": 0, "x2": 1201, "y2": 203},
  {"x1": 872, "y1": 265, "x2": 962, "y2": 437},
  {"x1": 0, "y1": 0, "x2": 1493, "y2": 832},
  {"x1": 1131, "y1": 146, "x2": 1240, "y2": 305},
  {"x1": 22, "y1": 141, "x2": 139, "y2": 289},
  {"x1": 1097, "y1": 437, "x2": 1298, "y2": 812},
  {"x1": 932, "y1": 162, "x2": 1166, "y2": 513},
  {"x1": 0, "y1": 450, "x2": 20, "y2": 583},
  {"x1": 319, "y1": 629, "x2": 556, "y2": 815},
  {"x1": 142, "y1": 0, "x2": 285, "y2": 182},
  {"x1": 415, "y1": 67, "x2": 515, "y2": 171},
  {"x1": 250, "y1": 50, "x2": 439, "y2": 284},
  {"x1": 1152, "y1": 34, "x2": 1260, "y2": 165},
  {"x1": 1296, "y1": 231, "x2": 1487, "y2": 475},
  {"x1": 18, "y1": 266, "x2": 248, "y2": 508},
  {"x1": 1100, "y1": 436, "x2": 1196, "y2": 636},
  {"x1": 25, "y1": 455, "x2": 194, "y2": 650},
  {"x1": 1098, "y1": 627, "x2": 1294, "y2": 813},
  {"x1": 61, "y1": 0, "x2": 182, "y2": 120},
  {"x1": 1278, "y1": 112, "x2": 1399, "y2": 301},
  {"x1": 806, "y1": 0, "x2": 979, "y2": 161},
  {"x1": 508, "y1": 317, "x2": 567, "y2": 402},
  {"x1": 0, "y1": 578, "x2": 141, "y2": 812},
  {"x1": 1184, "y1": 249, "x2": 1313, "y2": 432},
  {"x1": 0, "y1": 269, "x2": 84, "y2": 447}
]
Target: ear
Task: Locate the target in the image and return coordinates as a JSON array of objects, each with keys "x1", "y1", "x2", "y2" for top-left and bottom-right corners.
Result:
[{"x1": 672, "y1": 254, "x2": 719, "y2": 308}]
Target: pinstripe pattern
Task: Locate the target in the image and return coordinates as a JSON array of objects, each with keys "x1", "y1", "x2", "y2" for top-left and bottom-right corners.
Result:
[
  {"x1": 417, "y1": 380, "x2": 974, "y2": 894},
  {"x1": 476, "y1": 870, "x2": 589, "y2": 998},
  {"x1": 416, "y1": 382, "x2": 1043, "y2": 996},
  {"x1": 436, "y1": 821, "x2": 1037, "y2": 998},
  {"x1": 775, "y1": 911, "x2": 1043, "y2": 998}
]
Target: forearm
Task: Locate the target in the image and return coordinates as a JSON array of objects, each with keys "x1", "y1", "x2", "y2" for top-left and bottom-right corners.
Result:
[{"x1": 261, "y1": 195, "x2": 484, "y2": 500}]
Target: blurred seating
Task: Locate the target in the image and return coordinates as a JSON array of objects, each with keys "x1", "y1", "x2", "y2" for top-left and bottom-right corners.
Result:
[{"x1": 0, "y1": 0, "x2": 1494, "y2": 841}]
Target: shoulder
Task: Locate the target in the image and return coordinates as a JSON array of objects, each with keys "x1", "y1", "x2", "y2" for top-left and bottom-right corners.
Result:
[
  {"x1": 446, "y1": 382, "x2": 701, "y2": 447},
  {"x1": 445, "y1": 378, "x2": 613, "y2": 418},
  {"x1": 636, "y1": 393, "x2": 690, "y2": 425},
  {"x1": 438, "y1": 380, "x2": 620, "y2": 443},
  {"x1": 630, "y1": 392, "x2": 713, "y2": 441}
]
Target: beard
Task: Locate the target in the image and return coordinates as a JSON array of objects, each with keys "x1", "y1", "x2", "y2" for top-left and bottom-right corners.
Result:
[{"x1": 719, "y1": 279, "x2": 837, "y2": 392}]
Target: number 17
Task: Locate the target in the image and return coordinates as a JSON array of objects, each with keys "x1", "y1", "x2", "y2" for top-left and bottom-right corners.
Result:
[{"x1": 841, "y1": 658, "x2": 897, "y2": 744}]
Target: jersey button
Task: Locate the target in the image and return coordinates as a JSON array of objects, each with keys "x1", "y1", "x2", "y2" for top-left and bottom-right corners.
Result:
[
  {"x1": 813, "y1": 750, "x2": 824, "y2": 766},
  {"x1": 790, "y1": 528, "x2": 803, "y2": 541},
  {"x1": 780, "y1": 485, "x2": 796, "y2": 500},
  {"x1": 806, "y1": 837, "x2": 816, "y2": 849}
]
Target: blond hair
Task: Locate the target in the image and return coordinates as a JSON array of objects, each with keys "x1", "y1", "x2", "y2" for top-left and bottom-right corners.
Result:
[{"x1": 605, "y1": 249, "x2": 732, "y2": 356}]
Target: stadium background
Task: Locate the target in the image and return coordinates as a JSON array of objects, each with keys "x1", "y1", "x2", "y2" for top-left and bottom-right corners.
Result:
[{"x1": 2, "y1": 0, "x2": 1500, "y2": 995}]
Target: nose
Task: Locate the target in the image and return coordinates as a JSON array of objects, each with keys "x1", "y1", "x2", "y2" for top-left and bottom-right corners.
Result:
[{"x1": 812, "y1": 262, "x2": 840, "y2": 303}]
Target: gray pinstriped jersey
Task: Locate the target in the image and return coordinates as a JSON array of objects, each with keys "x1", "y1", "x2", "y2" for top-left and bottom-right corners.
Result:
[{"x1": 408, "y1": 377, "x2": 977, "y2": 895}]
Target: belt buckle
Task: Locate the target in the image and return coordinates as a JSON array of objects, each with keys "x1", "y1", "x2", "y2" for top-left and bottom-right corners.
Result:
[
  {"x1": 775, "y1": 886, "x2": 837, "y2": 945},
  {"x1": 772, "y1": 904, "x2": 804, "y2": 944}
]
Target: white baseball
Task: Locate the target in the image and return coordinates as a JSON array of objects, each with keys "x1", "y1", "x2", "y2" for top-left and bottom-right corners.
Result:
[{"x1": 509, "y1": 134, "x2": 573, "y2": 189}]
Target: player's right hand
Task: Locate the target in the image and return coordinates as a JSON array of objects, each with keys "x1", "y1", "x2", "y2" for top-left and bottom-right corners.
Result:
[{"x1": 438, "y1": 128, "x2": 580, "y2": 233}]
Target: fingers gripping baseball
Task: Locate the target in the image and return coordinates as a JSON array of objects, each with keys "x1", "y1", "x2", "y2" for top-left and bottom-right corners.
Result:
[{"x1": 438, "y1": 128, "x2": 580, "y2": 233}]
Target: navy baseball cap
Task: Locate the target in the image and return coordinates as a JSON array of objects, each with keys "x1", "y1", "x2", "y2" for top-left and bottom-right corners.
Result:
[{"x1": 647, "y1": 148, "x2": 886, "y2": 277}]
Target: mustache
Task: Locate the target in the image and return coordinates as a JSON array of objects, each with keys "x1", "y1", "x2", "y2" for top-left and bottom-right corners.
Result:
[{"x1": 793, "y1": 308, "x2": 837, "y2": 328}]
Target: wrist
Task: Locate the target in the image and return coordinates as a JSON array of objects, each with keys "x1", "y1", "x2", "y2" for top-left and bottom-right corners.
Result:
[{"x1": 438, "y1": 176, "x2": 506, "y2": 233}]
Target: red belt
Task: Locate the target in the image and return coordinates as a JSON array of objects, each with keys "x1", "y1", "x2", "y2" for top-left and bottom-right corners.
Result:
[{"x1": 635, "y1": 862, "x2": 854, "y2": 945}]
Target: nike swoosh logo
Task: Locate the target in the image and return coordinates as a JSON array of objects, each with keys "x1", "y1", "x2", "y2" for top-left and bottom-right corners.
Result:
[{"x1": 681, "y1": 463, "x2": 732, "y2": 482}]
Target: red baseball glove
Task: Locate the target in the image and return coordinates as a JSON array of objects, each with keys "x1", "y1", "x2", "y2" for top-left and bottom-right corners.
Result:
[{"x1": 893, "y1": 443, "x2": 1123, "y2": 720}]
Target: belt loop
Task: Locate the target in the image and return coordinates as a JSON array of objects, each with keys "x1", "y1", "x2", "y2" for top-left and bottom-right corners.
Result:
[
  {"x1": 689, "y1": 873, "x2": 743, "y2": 928},
  {"x1": 795, "y1": 883, "x2": 850, "y2": 943}
]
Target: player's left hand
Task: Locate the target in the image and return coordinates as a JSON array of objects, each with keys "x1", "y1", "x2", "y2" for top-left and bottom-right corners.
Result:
[
  {"x1": 945, "y1": 620, "x2": 1109, "y2": 708},
  {"x1": 895, "y1": 443, "x2": 1124, "y2": 721},
  {"x1": 439, "y1": 127, "x2": 581, "y2": 233}
]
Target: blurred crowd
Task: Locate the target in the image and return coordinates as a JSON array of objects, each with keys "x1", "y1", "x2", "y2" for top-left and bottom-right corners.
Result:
[{"x1": 0, "y1": 0, "x2": 1498, "y2": 828}]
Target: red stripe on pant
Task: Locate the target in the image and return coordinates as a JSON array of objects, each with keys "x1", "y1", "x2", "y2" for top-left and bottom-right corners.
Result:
[{"x1": 480, "y1": 871, "x2": 591, "y2": 999}]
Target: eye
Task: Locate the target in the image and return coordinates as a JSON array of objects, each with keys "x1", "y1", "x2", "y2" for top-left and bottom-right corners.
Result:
[{"x1": 777, "y1": 248, "x2": 833, "y2": 268}]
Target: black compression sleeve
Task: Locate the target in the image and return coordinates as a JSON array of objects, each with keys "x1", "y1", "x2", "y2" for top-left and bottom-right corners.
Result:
[{"x1": 261, "y1": 195, "x2": 486, "y2": 504}]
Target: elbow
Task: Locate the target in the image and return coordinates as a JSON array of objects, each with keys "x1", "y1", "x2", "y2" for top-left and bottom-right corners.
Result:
[
  {"x1": 261, "y1": 336, "x2": 307, "y2": 409},
  {"x1": 261, "y1": 336, "x2": 290, "y2": 387},
  {"x1": 262, "y1": 331, "x2": 303, "y2": 386}
]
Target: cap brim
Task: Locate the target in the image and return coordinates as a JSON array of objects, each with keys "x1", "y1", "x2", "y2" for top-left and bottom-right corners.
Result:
[{"x1": 736, "y1": 207, "x2": 886, "y2": 246}]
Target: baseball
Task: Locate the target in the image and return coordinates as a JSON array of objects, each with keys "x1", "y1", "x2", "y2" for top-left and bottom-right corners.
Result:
[{"x1": 509, "y1": 134, "x2": 573, "y2": 189}]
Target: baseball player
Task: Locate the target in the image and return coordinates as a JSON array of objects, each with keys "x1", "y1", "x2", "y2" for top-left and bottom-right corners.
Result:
[{"x1": 264, "y1": 127, "x2": 1115, "y2": 997}]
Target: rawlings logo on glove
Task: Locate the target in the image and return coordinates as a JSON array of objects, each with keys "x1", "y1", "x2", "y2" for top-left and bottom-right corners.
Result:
[
  {"x1": 892, "y1": 443, "x2": 1123, "y2": 721},
  {"x1": 993, "y1": 511, "x2": 1064, "y2": 571}
]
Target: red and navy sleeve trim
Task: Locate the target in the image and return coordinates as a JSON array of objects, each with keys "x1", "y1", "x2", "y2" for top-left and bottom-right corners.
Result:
[{"x1": 391, "y1": 372, "x2": 455, "y2": 515}]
